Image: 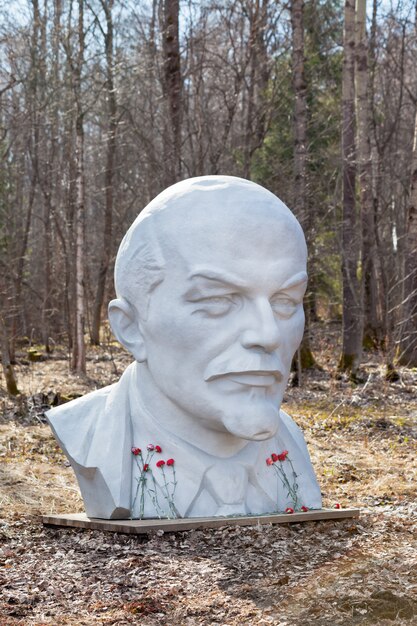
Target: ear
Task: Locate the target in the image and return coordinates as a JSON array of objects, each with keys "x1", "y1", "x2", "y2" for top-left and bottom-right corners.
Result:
[{"x1": 108, "y1": 298, "x2": 147, "y2": 362}]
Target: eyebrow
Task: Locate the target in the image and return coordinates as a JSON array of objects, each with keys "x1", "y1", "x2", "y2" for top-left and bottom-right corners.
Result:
[
  {"x1": 187, "y1": 268, "x2": 247, "y2": 289},
  {"x1": 184, "y1": 267, "x2": 308, "y2": 297},
  {"x1": 278, "y1": 271, "x2": 308, "y2": 290}
]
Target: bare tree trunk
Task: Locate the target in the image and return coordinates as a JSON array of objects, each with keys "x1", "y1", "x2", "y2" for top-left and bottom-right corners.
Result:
[
  {"x1": 254, "y1": 0, "x2": 270, "y2": 150},
  {"x1": 10, "y1": 173, "x2": 36, "y2": 361},
  {"x1": 292, "y1": 0, "x2": 307, "y2": 216},
  {"x1": 243, "y1": 2, "x2": 258, "y2": 179},
  {"x1": 30, "y1": 0, "x2": 52, "y2": 354},
  {"x1": 90, "y1": 0, "x2": 116, "y2": 345},
  {"x1": 162, "y1": 0, "x2": 182, "y2": 184},
  {"x1": 368, "y1": 0, "x2": 397, "y2": 376},
  {"x1": 40, "y1": 1, "x2": 52, "y2": 353},
  {"x1": 145, "y1": 0, "x2": 159, "y2": 197},
  {"x1": 71, "y1": 0, "x2": 86, "y2": 373},
  {"x1": 0, "y1": 313, "x2": 19, "y2": 396},
  {"x1": 291, "y1": 0, "x2": 316, "y2": 371},
  {"x1": 355, "y1": 0, "x2": 379, "y2": 348},
  {"x1": 397, "y1": 4, "x2": 417, "y2": 365},
  {"x1": 243, "y1": 0, "x2": 269, "y2": 179},
  {"x1": 398, "y1": 106, "x2": 417, "y2": 364},
  {"x1": 339, "y1": 0, "x2": 363, "y2": 376}
]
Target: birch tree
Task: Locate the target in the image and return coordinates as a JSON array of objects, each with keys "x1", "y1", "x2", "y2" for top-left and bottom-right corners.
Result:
[
  {"x1": 398, "y1": 6, "x2": 417, "y2": 365},
  {"x1": 70, "y1": 0, "x2": 87, "y2": 373}
]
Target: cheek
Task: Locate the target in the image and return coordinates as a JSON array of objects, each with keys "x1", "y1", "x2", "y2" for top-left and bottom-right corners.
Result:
[
  {"x1": 281, "y1": 311, "x2": 305, "y2": 351},
  {"x1": 145, "y1": 311, "x2": 213, "y2": 353}
]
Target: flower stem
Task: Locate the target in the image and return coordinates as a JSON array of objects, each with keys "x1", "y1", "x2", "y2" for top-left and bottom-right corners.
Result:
[
  {"x1": 160, "y1": 466, "x2": 178, "y2": 518},
  {"x1": 273, "y1": 458, "x2": 300, "y2": 511}
]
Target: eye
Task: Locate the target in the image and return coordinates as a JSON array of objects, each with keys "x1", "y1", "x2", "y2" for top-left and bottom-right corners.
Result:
[
  {"x1": 270, "y1": 295, "x2": 299, "y2": 319},
  {"x1": 193, "y1": 295, "x2": 236, "y2": 317}
]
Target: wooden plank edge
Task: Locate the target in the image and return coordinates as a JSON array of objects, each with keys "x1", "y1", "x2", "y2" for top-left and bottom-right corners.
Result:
[{"x1": 42, "y1": 508, "x2": 360, "y2": 534}]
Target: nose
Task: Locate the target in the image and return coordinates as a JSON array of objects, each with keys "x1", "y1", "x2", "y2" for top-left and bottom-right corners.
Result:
[{"x1": 240, "y1": 298, "x2": 280, "y2": 352}]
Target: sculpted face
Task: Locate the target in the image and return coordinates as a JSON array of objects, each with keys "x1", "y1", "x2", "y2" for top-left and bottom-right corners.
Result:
[{"x1": 124, "y1": 179, "x2": 307, "y2": 442}]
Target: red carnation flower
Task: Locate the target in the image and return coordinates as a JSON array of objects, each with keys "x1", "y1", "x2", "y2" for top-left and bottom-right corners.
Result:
[
  {"x1": 143, "y1": 464, "x2": 149, "y2": 472},
  {"x1": 271, "y1": 453, "x2": 278, "y2": 462},
  {"x1": 266, "y1": 457, "x2": 273, "y2": 466},
  {"x1": 155, "y1": 445, "x2": 162, "y2": 453},
  {"x1": 334, "y1": 503, "x2": 341, "y2": 509},
  {"x1": 131, "y1": 447, "x2": 141, "y2": 456},
  {"x1": 166, "y1": 458, "x2": 175, "y2": 466},
  {"x1": 285, "y1": 507, "x2": 294, "y2": 514},
  {"x1": 156, "y1": 460, "x2": 165, "y2": 468},
  {"x1": 147, "y1": 444, "x2": 155, "y2": 451},
  {"x1": 301, "y1": 505, "x2": 309, "y2": 512},
  {"x1": 277, "y1": 450, "x2": 289, "y2": 462}
]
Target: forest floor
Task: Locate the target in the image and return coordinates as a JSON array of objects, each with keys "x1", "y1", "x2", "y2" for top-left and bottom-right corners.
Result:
[{"x1": 0, "y1": 322, "x2": 416, "y2": 626}]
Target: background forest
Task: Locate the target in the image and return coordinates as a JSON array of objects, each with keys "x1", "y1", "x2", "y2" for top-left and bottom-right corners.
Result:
[
  {"x1": 0, "y1": 0, "x2": 417, "y2": 388},
  {"x1": 1, "y1": 3, "x2": 416, "y2": 625}
]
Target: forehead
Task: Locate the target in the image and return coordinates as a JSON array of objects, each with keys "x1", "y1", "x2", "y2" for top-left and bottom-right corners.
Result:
[
  {"x1": 150, "y1": 213, "x2": 305, "y2": 302},
  {"x1": 114, "y1": 179, "x2": 307, "y2": 304},
  {"x1": 156, "y1": 194, "x2": 307, "y2": 278}
]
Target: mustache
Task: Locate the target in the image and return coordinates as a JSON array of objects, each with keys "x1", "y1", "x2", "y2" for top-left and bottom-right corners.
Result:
[{"x1": 204, "y1": 350, "x2": 285, "y2": 383}]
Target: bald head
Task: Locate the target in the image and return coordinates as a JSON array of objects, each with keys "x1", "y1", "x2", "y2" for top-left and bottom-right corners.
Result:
[
  {"x1": 113, "y1": 176, "x2": 306, "y2": 319},
  {"x1": 109, "y1": 175, "x2": 308, "y2": 442}
]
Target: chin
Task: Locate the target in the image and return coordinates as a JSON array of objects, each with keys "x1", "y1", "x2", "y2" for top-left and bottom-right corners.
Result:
[
  {"x1": 222, "y1": 404, "x2": 280, "y2": 441},
  {"x1": 241, "y1": 428, "x2": 276, "y2": 441}
]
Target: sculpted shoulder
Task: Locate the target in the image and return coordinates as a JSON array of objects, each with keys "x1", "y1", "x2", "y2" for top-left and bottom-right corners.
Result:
[
  {"x1": 45, "y1": 385, "x2": 115, "y2": 466},
  {"x1": 47, "y1": 384, "x2": 114, "y2": 422}
]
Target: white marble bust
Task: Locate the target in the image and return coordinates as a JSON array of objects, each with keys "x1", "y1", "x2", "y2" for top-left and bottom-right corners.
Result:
[{"x1": 47, "y1": 176, "x2": 322, "y2": 519}]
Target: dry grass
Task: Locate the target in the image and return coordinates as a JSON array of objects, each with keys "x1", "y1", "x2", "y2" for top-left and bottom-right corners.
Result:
[{"x1": 0, "y1": 326, "x2": 416, "y2": 625}]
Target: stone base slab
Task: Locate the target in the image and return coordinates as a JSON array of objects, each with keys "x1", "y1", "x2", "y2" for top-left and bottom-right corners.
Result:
[{"x1": 42, "y1": 508, "x2": 360, "y2": 534}]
